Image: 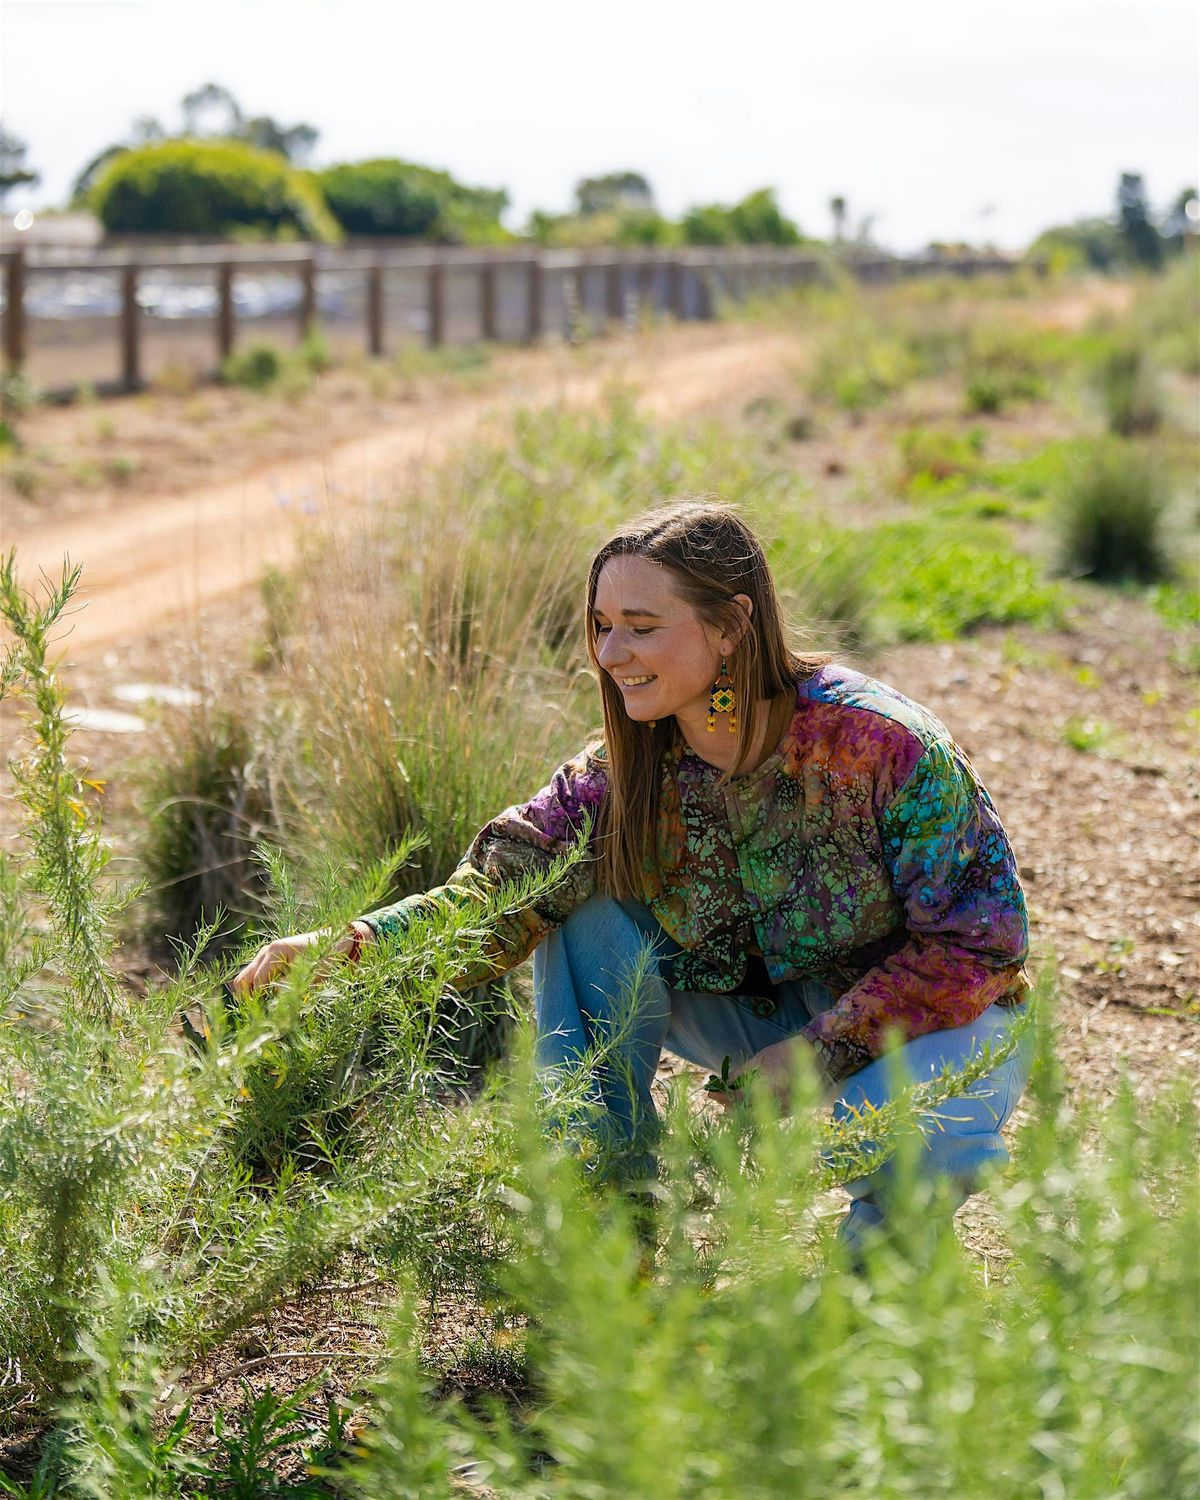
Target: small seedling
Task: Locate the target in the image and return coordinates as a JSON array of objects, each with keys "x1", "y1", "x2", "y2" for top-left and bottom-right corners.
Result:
[{"x1": 703, "y1": 1054, "x2": 759, "y2": 1097}]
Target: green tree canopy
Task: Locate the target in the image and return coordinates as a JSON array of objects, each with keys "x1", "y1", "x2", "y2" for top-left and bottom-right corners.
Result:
[
  {"x1": 1117, "y1": 172, "x2": 1163, "y2": 268},
  {"x1": 316, "y1": 158, "x2": 509, "y2": 243},
  {"x1": 575, "y1": 171, "x2": 655, "y2": 217},
  {"x1": 89, "y1": 138, "x2": 341, "y2": 241},
  {"x1": 0, "y1": 125, "x2": 39, "y2": 207},
  {"x1": 683, "y1": 187, "x2": 803, "y2": 246}
]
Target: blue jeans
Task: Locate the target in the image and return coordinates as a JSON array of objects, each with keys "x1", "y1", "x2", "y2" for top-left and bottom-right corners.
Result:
[{"x1": 532, "y1": 895, "x2": 1032, "y2": 1254}]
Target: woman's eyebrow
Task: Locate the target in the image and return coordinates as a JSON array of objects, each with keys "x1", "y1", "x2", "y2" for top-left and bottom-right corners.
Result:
[{"x1": 592, "y1": 607, "x2": 665, "y2": 620}]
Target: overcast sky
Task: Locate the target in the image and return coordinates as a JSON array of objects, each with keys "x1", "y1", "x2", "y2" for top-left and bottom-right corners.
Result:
[{"x1": 3, "y1": 0, "x2": 1197, "y2": 251}]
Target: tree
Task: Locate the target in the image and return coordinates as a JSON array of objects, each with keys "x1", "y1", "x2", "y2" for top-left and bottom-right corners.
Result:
[
  {"x1": 0, "y1": 125, "x2": 39, "y2": 207},
  {"x1": 575, "y1": 171, "x2": 654, "y2": 217},
  {"x1": 240, "y1": 117, "x2": 319, "y2": 166},
  {"x1": 181, "y1": 82, "x2": 242, "y2": 139},
  {"x1": 1117, "y1": 172, "x2": 1163, "y2": 268},
  {"x1": 317, "y1": 158, "x2": 508, "y2": 243},
  {"x1": 1161, "y1": 185, "x2": 1199, "y2": 250},
  {"x1": 683, "y1": 188, "x2": 802, "y2": 247},
  {"x1": 90, "y1": 139, "x2": 340, "y2": 241}
]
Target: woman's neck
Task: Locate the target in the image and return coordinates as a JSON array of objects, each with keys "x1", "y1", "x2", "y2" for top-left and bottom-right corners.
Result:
[{"x1": 677, "y1": 692, "x2": 791, "y2": 775}]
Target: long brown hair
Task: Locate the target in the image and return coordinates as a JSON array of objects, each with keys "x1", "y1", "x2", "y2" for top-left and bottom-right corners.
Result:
[{"x1": 585, "y1": 500, "x2": 828, "y2": 900}]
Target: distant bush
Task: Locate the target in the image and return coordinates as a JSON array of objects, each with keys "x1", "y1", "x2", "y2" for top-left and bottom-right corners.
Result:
[
  {"x1": 221, "y1": 340, "x2": 284, "y2": 391},
  {"x1": 317, "y1": 157, "x2": 510, "y2": 243},
  {"x1": 683, "y1": 188, "x2": 804, "y2": 246},
  {"x1": 1056, "y1": 441, "x2": 1172, "y2": 583},
  {"x1": 90, "y1": 139, "x2": 341, "y2": 241}
]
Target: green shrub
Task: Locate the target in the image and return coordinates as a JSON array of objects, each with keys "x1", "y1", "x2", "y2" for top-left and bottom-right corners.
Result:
[
  {"x1": 89, "y1": 139, "x2": 341, "y2": 241},
  {"x1": 221, "y1": 340, "x2": 284, "y2": 391},
  {"x1": 1056, "y1": 441, "x2": 1173, "y2": 583},
  {"x1": 809, "y1": 328, "x2": 919, "y2": 412},
  {"x1": 683, "y1": 187, "x2": 804, "y2": 246},
  {"x1": 316, "y1": 157, "x2": 508, "y2": 243},
  {"x1": 344, "y1": 1014, "x2": 1198, "y2": 1500}
]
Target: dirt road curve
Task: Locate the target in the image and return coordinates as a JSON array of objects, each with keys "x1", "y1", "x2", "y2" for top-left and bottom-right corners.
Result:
[{"x1": 1, "y1": 331, "x2": 795, "y2": 661}]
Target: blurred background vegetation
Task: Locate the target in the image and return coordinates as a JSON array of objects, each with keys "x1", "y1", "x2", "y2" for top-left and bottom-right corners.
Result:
[{"x1": 1, "y1": 79, "x2": 1195, "y2": 260}]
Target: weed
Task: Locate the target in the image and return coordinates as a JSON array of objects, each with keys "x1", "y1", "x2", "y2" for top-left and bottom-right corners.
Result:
[
  {"x1": 105, "y1": 454, "x2": 140, "y2": 485},
  {"x1": 809, "y1": 328, "x2": 918, "y2": 413},
  {"x1": 897, "y1": 425, "x2": 986, "y2": 494},
  {"x1": 1061, "y1": 715, "x2": 1116, "y2": 754},
  {"x1": 222, "y1": 342, "x2": 285, "y2": 392},
  {"x1": 151, "y1": 361, "x2": 201, "y2": 398},
  {"x1": 298, "y1": 327, "x2": 333, "y2": 375},
  {"x1": 0, "y1": 369, "x2": 40, "y2": 416},
  {"x1": 3, "y1": 459, "x2": 39, "y2": 499}
]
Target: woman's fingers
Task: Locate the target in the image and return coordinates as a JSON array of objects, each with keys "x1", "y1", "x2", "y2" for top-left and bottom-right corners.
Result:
[{"x1": 232, "y1": 940, "x2": 293, "y2": 995}]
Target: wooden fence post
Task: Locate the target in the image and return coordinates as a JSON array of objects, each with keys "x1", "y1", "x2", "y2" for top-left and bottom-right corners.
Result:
[
  {"x1": 299, "y1": 255, "x2": 316, "y2": 336},
  {"x1": 366, "y1": 264, "x2": 384, "y2": 357},
  {"x1": 526, "y1": 258, "x2": 543, "y2": 343},
  {"x1": 427, "y1": 258, "x2": 445, "y2": 347},
  {"x1": 481, "y1": 262, "x2": 498, "y2": 342},
  {"x1": 120, "y1": 262, "x2": 140, "y2": 390},
  {"x1": 669, "y1": 260, "x2": 686, "y2": 321},
  {"x1": 2, "y1": 251, "x2": 25, "y2": 370},
  {"x1": 640, "y1": 261, "x2": 657, "y2": 317},
  {"x1": 606, "y1": 261, "x2": 623, "y2": 324},
  {"x1": 216, "y1": 263, "x2": 235, "y2": 365}
]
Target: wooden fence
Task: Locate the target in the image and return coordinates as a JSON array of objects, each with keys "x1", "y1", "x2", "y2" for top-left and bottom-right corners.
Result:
[{"x1": 0, "y1": 244, "x2": 1028, "y2": 400}]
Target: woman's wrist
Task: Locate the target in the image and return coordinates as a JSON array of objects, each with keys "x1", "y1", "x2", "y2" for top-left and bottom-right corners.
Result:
[{"x1": 342, "y1": 921, "x2": 375, "y2": 961}]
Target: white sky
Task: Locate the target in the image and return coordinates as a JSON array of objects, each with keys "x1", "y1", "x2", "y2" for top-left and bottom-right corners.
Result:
[{"x1": 2, "y1": 0, "x2": 1197, "y2": 252}]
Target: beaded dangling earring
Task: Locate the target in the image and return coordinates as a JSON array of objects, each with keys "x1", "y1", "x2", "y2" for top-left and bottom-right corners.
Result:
[{"x1": 707, "y1": 656, "x2": 737, "y2": 733}]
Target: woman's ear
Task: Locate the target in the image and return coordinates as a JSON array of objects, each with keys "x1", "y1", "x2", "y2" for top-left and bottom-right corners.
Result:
[{"x1": 720, "y1": 594, "x2": 754, "y2": 655}]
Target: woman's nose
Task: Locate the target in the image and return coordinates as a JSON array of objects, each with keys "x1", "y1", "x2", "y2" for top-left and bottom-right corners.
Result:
[{"x1": 597, "y1": 631, "x2": 630, "y2": 668}]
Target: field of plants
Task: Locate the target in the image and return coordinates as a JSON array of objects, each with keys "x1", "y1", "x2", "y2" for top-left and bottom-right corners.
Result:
[{"x1": 0, "y1": 261, "x2": 1197, "y2": 1496}]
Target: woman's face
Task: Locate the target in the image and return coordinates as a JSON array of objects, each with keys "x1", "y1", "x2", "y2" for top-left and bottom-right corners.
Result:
[{"x1": 592, "y1": 555, "x2": 745, "y2": 730}]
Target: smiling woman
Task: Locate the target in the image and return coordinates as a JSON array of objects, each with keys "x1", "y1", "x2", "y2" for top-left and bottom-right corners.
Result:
[{"x1": 233, "y1": 499, "x2": 1032, "y2": 1260}]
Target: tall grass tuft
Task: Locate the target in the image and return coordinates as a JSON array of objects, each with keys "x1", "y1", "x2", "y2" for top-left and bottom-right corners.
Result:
[
  {"x1": 1094, "y1": 340, "x2": 1165, "y2": 436},
  {"x1": 135, "y1": 689, "x2": 279, "y2": 954},
  {"x1": 1056, "y1": 440, "x2": 1173, "y2": 583}
]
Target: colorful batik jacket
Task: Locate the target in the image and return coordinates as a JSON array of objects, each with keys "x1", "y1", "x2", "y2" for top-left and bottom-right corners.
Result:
[{"x1": 359, "y1": 664, "x2": 1030, "y2": 1084}]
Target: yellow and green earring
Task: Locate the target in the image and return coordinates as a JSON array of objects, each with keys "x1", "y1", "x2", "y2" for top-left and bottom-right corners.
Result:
[{"x1": 707, "y1": 656, "x2": 737, "y2": 733}]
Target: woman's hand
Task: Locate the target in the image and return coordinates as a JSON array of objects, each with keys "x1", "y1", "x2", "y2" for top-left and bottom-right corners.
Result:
[
  {"x1": 231, "y1": 922, "x2": 372, "y2": 995},
  {"x1": 709, "y1": 1036, "x2": 820, "y2": 1114}
]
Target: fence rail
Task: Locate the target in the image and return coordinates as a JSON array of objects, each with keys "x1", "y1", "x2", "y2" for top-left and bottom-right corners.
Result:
[{"x1": 0, "y1": 244, "x2": 1030, "y2": 400}]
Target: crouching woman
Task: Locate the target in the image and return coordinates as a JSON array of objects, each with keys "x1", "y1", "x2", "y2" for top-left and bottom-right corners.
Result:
[{"x1": 234, "y1": 502, "x2": 1032, "y2": 1255}]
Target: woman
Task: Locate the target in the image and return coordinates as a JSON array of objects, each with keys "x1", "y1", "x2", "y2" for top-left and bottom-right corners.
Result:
[{"x1": 234, "y1": 502, "x2": 1032, "y2": 1255}]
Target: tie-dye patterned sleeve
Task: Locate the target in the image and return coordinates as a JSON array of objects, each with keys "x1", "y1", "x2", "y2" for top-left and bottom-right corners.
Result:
[
  {"x1": 356, "y1": 748, "x2": 608, "y2": 985},
  {"x1": 801, "y1": 737, "x2": 1029, "y2": 1082}
]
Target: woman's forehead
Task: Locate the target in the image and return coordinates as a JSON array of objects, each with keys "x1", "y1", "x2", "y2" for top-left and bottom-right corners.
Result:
[{"x1": 594, "y1": 555, "x2": 682, "y2": 612}]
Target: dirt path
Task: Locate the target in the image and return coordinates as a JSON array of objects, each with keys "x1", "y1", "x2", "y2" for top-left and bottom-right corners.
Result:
[{"x1": 1, "y1": 329, "x2": 795, "y2": 660}]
